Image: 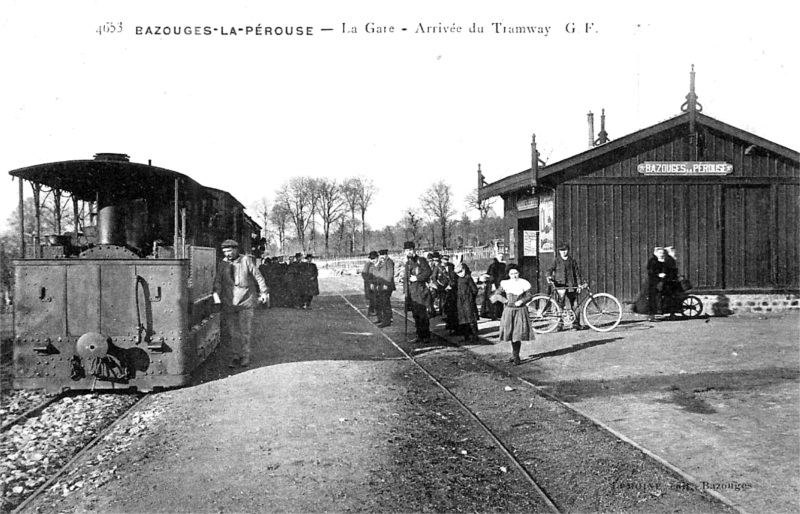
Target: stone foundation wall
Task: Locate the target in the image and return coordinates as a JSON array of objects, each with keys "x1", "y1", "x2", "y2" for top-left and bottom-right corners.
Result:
[{"x1": 693, "y1": 294, "x2": 800, "y2": 316}]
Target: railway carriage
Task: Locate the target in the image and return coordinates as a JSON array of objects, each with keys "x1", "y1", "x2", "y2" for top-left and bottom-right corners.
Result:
[{"x1": 8, "y1": 153, "x2": 259, "y2": 392}]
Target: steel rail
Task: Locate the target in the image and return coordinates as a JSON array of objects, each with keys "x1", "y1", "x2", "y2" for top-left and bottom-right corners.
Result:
[
  {"x1": 11, "y1": 393, "x2": 151, "y2": 514},
  {"x1": 0, "y1": 392, "x2": 65, "y2": 434},
  {"x1": 337, "y1": 290, "x2": 563, "y2": 514}
]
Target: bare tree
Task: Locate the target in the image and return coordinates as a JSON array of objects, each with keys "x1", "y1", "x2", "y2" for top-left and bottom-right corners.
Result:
[
  {"x1": 341, "y1": 178, "x2": 360, "y2": 254},
  {"x1": 307, "y1": 180, "x2": 320, "y2": 254},
  {"x1": 315, "y1": 177, "x2": 345, "y2": 255},
  {"x1": 355, "y1": 177, "x2": 377, "y2": 253},
  {"x1": 404, "y1": 209, "x2": 422, "y2": 245},
  {"x1": 250, "y1": 197, "x2": 271, "y2": 243},
  {"x1": 269, "y1": 203, "x2": 291, "y2": 255},
  {"x1": 465, "y1": 188, "x2": 497, "y2": 221},
  {"x1": 276, "y1": 177, "x2": 314, "y2": 252},
  {"x1": 420, "y1": 181, "x2": 456, "y2": 249}
]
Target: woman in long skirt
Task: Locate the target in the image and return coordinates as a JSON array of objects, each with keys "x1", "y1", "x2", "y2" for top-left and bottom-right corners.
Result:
[
  {"x1": 454, "y1": 263, "x2": 480, "y2": 342},
  {"x1": 491, "y1": 264, "x2": 534, "y2": 365}
]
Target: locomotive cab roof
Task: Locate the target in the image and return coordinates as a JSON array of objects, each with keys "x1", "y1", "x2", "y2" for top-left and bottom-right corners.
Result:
[{"x1": 8, "y1": 153, "x2": 209, "y2": 202}]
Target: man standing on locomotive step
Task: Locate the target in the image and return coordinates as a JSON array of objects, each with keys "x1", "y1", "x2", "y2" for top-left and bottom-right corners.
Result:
[
  {"x1": 213, "y1": 239, "x2": 268, "y2": 368},
  {"x1": 547, "y1": 243, "x2": 585, "y2": 331},
  {"x1": 403, "y1": 241, "x2": 432, "y2": 343}
]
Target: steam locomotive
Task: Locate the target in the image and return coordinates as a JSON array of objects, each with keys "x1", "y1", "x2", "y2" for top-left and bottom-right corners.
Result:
[{"x1": 7, "y1": 153, "x2": 260, "y2": 392}]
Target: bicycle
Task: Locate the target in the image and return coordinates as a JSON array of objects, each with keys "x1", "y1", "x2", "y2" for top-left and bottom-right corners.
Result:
[
  {"x1": 528, "y1": 281, "x2": 623, "y2": 333},
  {"x1": 661, "y1": 278, "x2": 704, "y2": 319}
]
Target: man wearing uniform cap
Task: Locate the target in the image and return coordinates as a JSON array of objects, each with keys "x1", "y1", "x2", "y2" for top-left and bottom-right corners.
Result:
[
  {"x1": 403, "y1": 241, "x2": 432, "y2": 343},
  {"x1": 373, "y1": 249, "x2": 395, "y2": 327},
  {"x1": 213, "y1": 239, "x2": 268, "y2": 368}
]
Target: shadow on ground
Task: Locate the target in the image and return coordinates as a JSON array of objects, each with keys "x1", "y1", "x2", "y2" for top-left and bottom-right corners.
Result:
[{"x1": 532, "y1": 367, "x2": 800, "y2": 406}]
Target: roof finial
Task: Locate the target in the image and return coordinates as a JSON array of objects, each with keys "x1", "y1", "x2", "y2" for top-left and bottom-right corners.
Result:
[
  {"x1": 594, "y1": 108, "x2": 610, "y2": 145},
  {"x1": 681, "y1": 64, "x2": 703, "y2": 133}
]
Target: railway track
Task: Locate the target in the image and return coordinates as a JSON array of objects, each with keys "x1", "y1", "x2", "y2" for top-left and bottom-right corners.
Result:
[
  {"x1": 2, "y1": 288, "x2": 741, "y2": 513},
  {"x1": 0, "y1": 391, "x2": 147, "y2": 513},
  {"x1": 338, "y1": 290, "x2": 737, "y2": 514},
  {"x1": 338, "y1": 291, "x2": 562, "y2": 512}
]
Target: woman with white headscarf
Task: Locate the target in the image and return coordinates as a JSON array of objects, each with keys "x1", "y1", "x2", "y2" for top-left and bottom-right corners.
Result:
[{"x1": 491, "y1": 264, "x2": 534, "y2": 365}]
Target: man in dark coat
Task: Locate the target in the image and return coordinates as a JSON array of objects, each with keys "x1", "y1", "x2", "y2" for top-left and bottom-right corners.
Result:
[
  {"x1": 481, "y1": 253, "x2": 507, "y2": 320},
  {"x1": 373, "y1": 249, "x2": 395, "y2": 327},
  {"x1": 362, "y1": 251, "x2": 378, "y2": 316},
  {"x1": 403, "y1": 241, "x2": 432, "y2": 343},
  {"x1": 287, "y1": 253, "x2": 305, "y2": 308},
  {"x1": 299, "y1": 254, "x2": 319, "y2": 309},
  {"x1": 548, "y1": 243, "x2": 584, "y2": 330}
]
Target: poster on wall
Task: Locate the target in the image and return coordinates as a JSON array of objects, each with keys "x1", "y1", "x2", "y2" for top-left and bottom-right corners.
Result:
[
  {"x1": 523, "y1": 231, "x2": 538, "y2": 256},
  {"x1": 539, "y1": 196, "x2": 554, "y2": 253},
  {"x1": 508, "y1": 228, "x2": 516, "y2": 260}
]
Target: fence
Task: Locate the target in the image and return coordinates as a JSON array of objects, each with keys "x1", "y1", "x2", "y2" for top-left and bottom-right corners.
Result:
[{"x1": 315, "y1": 246, "x2": 499, "y2": 271}]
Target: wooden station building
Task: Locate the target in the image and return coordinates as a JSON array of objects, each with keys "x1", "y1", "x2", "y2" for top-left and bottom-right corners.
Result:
[{"x1": 477, "y1": 68, "x2": 799, "y2": 304}]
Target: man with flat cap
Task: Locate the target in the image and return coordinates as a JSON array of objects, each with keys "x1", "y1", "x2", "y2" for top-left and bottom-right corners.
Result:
[
  {"x1": 403, "y1": 241, "x2": 432, "y2": 343},
  {"x1": 373, "y1": 249, "x2": 395, "y2": 327},
  {"x1": 547, "y1": 243, "x2": 585, "y2": 330},
  {"x1": 213, "y1": 239, "x2": 268, "y2": 368}
]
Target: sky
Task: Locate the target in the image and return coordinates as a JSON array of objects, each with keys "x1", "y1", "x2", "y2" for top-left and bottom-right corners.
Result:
[{"x1": 1, "y1": 1, "x2": 797, "y2": 234}]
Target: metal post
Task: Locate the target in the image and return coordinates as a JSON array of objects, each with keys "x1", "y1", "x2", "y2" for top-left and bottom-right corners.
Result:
[
  {"x1": 32, "y1": 183, "x2": 41, "y2": 258},
  {"x1": 18, "y1": 178, "x2": 25, "y2": 258},
  {"x1": 174, "y1": 178, "x2": 180, "y2": 256},
  {"x1": 180, "y1": 207, "x2": 187, "y2": 259}
]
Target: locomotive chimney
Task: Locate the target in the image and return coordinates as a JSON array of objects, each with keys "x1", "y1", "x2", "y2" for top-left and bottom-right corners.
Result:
[
  {"x1": 94, "y1": 152, "x2": 131, "y2": 245},
  {"x1": 93, "y1": 153, "x2": 130, "y2": 162},
  {"x1": 587, "y1": 111, "x2": 595, "y2": 149}
]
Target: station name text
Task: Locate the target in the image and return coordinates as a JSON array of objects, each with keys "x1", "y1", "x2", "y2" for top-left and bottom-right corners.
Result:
[{"x1": 128, "y1": 22, "x2": 596, "y2": 37}]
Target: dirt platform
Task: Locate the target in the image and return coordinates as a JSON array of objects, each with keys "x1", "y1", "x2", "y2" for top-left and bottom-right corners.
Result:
[
  {"x1": 17, "y1": 276, "x2": 799, "y2": 513},
  {"x1": 466, "y1": 310, "x2": 800, "y2": 513}
]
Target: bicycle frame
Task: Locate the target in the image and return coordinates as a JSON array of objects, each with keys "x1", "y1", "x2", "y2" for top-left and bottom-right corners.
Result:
[{"x1": 529, "y1": 282, "x2": 622, "y2": 333}]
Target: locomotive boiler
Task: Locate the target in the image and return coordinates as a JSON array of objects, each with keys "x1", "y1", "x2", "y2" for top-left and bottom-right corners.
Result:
[{"x1": 8, "y1": 153, "x2": 260, "y2": 392}]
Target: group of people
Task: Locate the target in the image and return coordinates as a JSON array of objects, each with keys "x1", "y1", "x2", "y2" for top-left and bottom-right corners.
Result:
[
  {"x1": 361, "y1": 249, "x2": 396, "y2": 328},
  {"x1": 259, "y1": 253, "x2": 319, "y2": 310},
  {"x1": 212, "y1": 239, "x2": 319, "y2": 368},
  {"x1": 644, "y1": 245, "x2": 682, "y2": 320},
  {"x1": 383, "y1": 242, "x2": 483, "y2": 346}
]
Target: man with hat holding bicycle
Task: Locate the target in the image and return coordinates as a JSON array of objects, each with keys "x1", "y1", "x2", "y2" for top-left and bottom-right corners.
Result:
[
  {"x1": 547, "y1": 243, "x2": 585, "y2": 331},
  {"x1": 213, "y1": 239, "x2": 268, "y2": 367}
]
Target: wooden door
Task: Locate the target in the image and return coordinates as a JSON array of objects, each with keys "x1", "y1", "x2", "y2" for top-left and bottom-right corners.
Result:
[{"x1": 723, "y1": 186, "x2": 771, "y2": 289}]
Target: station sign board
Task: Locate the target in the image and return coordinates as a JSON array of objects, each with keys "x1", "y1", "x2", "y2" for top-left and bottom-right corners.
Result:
[
  {"x1": 518, "y1": 194, "x2": 539, "y2": 211},
  {"x1": 637, "y1": 161, "x2": 733, "y2": 176}
]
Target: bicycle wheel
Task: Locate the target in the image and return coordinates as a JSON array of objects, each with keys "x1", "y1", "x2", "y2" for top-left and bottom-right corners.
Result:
[
  {"x1": 582, "y1": 292, "x2": 622, "y2": 332},
  {"x1": 528, "y1": 295, "x2": 562, "y2": 334},
  {"x1": 680, "y1": 295, "x2": 703, "y2": 318}
]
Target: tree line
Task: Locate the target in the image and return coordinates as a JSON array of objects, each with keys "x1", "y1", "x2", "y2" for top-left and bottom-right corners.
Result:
[
  {"x1": 0, "y1": 177, "x2": 504, "y2": 263},
  {"x1": 253, "y1": 177, "x2": 503, "y2": 258}
]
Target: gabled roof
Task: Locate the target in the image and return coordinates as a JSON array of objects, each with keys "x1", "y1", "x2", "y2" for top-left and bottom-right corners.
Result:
[{"x1": 479, "y1": 111, "x2": 800, "y2": 200}]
